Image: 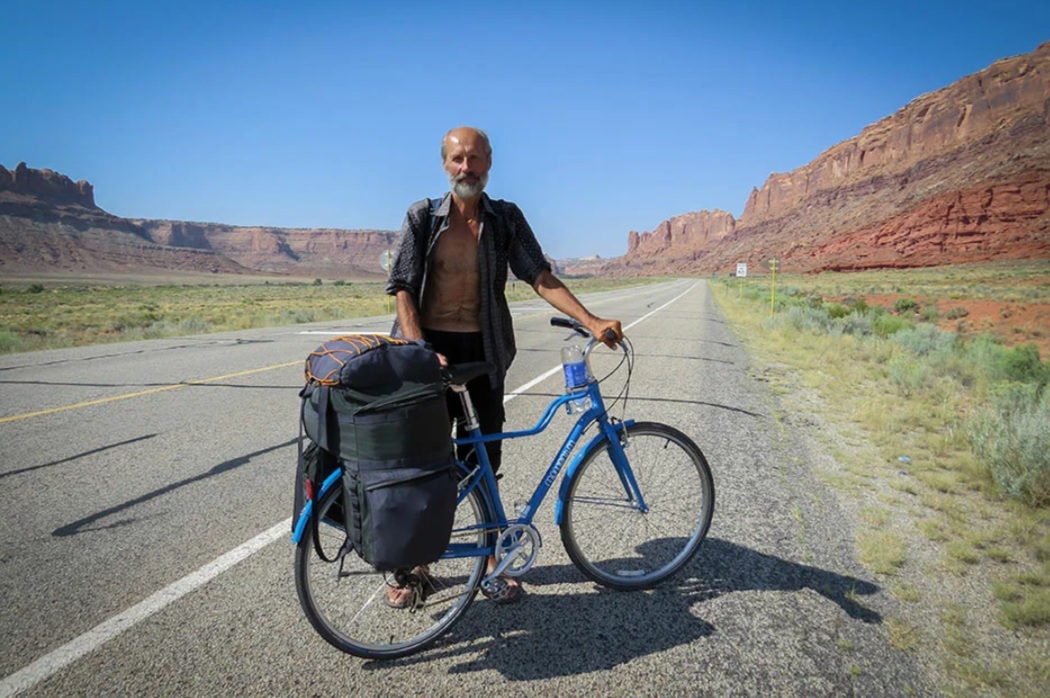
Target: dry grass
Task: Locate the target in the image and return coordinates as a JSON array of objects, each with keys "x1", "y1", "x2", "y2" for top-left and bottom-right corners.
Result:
[
  {"x1": 0, "y1": 275, "x2": 662, "y2": 354},
  {"x1": 714, "y1": 263, "x2": 1050, "y2": 697}
]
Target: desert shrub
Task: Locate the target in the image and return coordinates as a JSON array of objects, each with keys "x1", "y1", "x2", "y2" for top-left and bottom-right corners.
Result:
[
  {"x1": 998, "y1": 344, "x2": 1048, "y2": 385},
  {"x1": 313, "y1": 278, "x2": 323, "y2": 286},
  {"x1": 826, "y1": 303, "x2": 851, "y2": 319},
  {"x1": 965, "y1": 337, "x2": 1049, "y2": 386},
  {"x1": 919, "y1": 306, "x2": 940, "y2": 322},
  {"x1": 0, "y1": 330, "x2": 22, "y2": 352},
  {"x1": 887, "y1": 352, "x2": 935, "y2": 396},
  {"x1": 894, "y1": 298, "x2": 919, "y2": 314},
  {"x1": 967, "y1": 383, "x2": 1050, "y2": 506},
  {"x1": 775, "y1": 305, "x2": 833, "y2": 334},
  {"x1": 833, "y1": 311, "x2": 873, "y2": 337},
  {"x1": 945, "y1": 307, "x2": 969, "y2": 320},
  {"x1": 892, "y1": 324, "x2": 957, "y2": 357},
  {"x1": 278, "y1": 308, "x2": 319, "y2": 324},
  {"x1": 843, "y1": 297, "x2": 870, "y2": 314},
  {"x1": 26, "y1": 284, "x2": 45, "y2": 294},
  {"x1": 872, "y1": 313, "x2": 912, "y2": 338},
  {"x1": 145, "y1": 318, "x2": 211, "y2": 338},
  {"x1": 741, "y1": 286, "x2": 764, "y2": 302},
  {"x1": 333, "y1": 279, "x2": 348, "y2": 287}
]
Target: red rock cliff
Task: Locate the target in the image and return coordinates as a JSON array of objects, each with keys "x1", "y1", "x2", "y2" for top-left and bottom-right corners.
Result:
[
  {"x1": 0, "y1": 162, "x2": 95, "y2": 208},
  {"x1": 608, "y1": 41, "x2": 1050, "y2": 275}
]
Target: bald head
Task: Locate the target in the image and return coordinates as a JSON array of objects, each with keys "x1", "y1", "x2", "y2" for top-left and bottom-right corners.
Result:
[
  {"x1": 442, "y1": 126, "x2": 492, "y2": 200},
  {"x1": 441, "y1": 127, "x2": 491, "y2": 161}
]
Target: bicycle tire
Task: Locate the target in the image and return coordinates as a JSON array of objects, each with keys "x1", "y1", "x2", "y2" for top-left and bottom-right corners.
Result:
[
  {"x1": 560, "y1": 421, "x2": 714, "y2": 590},
  {"x1": 295, "y1": 466, "x2": 492, "y2": 659}
]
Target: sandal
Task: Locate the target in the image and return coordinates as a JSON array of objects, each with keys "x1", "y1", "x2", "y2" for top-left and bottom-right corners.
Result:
[
  {"x1": 384, "y1": 567, "x2": 432, "y2": 610},
  {"x1": 480, "y1": 576, "x2": 524, "y2": 604},
  {"x1": 384, "y1": 585, "x2": 416, "y2": 609}
]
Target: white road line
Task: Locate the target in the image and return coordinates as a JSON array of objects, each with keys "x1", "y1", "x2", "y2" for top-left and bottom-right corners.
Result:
[
  {"x1": 0, "y1": 521, "x2": 289, "y2": 698},
  {"x1": 0, "y1": 279, "x2": 698, "y2": 696},
  {"x1": 504, "y1": 280, "x2": 697, "y2": 402}
]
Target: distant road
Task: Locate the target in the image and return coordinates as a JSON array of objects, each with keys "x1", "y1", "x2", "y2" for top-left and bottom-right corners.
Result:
[{"x1": 0, "y1": 279, "x2": 934, "y2": 697}]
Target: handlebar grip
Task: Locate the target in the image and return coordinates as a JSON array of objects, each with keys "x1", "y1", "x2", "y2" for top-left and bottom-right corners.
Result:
[
  {"x1": 603, "y1": 329, "x2": 619, "y2": 343},
  {"x1": 550, "y1": 317, "x2": 577, "y2": 329}
]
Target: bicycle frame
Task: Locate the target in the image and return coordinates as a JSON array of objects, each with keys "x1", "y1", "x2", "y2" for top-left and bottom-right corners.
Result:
[
  {"x1": 291, "y1": 372, "x2": 644, "y2": 556},
  {"x1": 441, "y1": 378, "x2": 641, "y2": 561}
]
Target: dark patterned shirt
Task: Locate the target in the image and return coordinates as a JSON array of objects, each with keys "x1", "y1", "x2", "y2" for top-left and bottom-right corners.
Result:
[{"x1": 385, "y1": 192, "x2": 552, "y2": 383}]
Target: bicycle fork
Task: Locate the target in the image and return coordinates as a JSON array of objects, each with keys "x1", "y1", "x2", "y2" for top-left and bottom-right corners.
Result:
[{"x1": 603, "y1": 419, "x2": 649, "y2": 513}]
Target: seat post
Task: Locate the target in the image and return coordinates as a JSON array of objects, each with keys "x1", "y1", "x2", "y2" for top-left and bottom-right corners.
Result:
[{"x1": 451, "y1": 383, "x2": 480, "y2": 431}]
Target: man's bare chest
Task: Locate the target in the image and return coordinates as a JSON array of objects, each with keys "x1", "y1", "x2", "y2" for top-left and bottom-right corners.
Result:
[{"x1": 431, "y1": 223, "x2": 480, "y2": 275}]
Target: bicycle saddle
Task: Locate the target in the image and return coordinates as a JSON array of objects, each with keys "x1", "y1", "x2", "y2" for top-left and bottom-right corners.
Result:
[{"x1": 443, "y1": 361, "x2": 495, "y2": 386}]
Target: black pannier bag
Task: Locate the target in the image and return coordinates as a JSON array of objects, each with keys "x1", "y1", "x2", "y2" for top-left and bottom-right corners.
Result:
[{"x1": 295, "y1": 335, "x2": 457, "y2": 571}]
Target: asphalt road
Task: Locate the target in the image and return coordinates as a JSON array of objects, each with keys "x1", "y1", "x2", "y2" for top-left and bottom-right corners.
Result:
[{"x1": 0, "y1": 279, "x2": 935, "y2": 697}]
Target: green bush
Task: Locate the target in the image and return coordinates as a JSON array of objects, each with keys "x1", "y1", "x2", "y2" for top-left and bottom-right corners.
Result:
[
  {"x1": 833, "y1": 312, "x2": 873, "y2": 337},
  {"x1": 826, "y1": 303, "x2": 852, "y2": 319},
  {"x1": 967, "y1": 383, "x2": 1050, "y2": 506},
  {"x1": 872, "y1": 313, "x2": 912, "y2": 338},
  {"x1": 0, "y1": 330, "x2": 22, "y2": 352},
  {"x1": 945, "y1": 307, "x2": 969, "y2": 320},
  {"x1": 775, "y1": 305, "x2": 833, "y2": 334},
  {"x1": 741, "y1": 286, "x2": 764, "y2": 302},
  {"x1": 1000, "y1": 344, "x2": 1048, "y2": 385},
  {"x1": 313, "y1": 278, "x2": 323, "y2": 286},
  {"x1": 965, "y1": 337, "x2": 1049, "y2": 386},
  {"x1": 894, "y1": 298, "x2": 919, "y2": 314},
  {"x1": 26, "y1": 284, "x2": 45, "y2": 294},
  {"x1": 892, "y1": 324, "x2": 957, "y2": 357},
  {"x1": 919, "y1": 306, "x2": 940, "y2": 322},
  {"x1": 888, "y1": 352, "x2": 935, "y2": 396},
  {"x1": 843, "y1": 297, "x2": 870, "y2": 314}
]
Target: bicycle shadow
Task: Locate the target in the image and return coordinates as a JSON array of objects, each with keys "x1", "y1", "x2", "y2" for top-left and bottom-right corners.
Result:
[{"x1": 371, "y1": 537, "x2": 880, "y2": 680}]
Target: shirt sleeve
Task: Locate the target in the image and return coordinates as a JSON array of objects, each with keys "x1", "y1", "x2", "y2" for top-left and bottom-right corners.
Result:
[
  {"x1": 505, "y1": 203, "x2": 552, "y2": 286},
  {"x1": 385, "y1": 199, "x2": 430, "y2": 297}
]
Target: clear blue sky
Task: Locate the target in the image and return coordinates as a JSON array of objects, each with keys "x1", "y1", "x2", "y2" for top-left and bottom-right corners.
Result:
[{"x1": 2, "y1": 1, "x2": 1047, "y2": 259}]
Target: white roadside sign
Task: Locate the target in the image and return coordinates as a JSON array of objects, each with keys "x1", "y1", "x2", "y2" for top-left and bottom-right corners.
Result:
[{"x1": 736, "y1": 263, "x2": 747, "y2": 278}]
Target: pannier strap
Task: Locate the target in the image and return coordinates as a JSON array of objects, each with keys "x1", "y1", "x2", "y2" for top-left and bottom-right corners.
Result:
[{"x1": 305, "y1": 335, "x2": 410, "y2": 386}]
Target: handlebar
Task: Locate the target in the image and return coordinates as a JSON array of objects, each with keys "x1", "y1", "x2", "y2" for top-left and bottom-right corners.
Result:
[{"x1": 549, "y1": 317, "x2": 619, "y2": 344}]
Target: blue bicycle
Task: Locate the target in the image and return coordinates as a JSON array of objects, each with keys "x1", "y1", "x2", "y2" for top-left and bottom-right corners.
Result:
[{"x1": 293, "y1": 318, "x2": 715, "y2": 659}]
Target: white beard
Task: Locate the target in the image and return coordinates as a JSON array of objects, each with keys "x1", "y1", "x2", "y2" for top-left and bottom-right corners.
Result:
[{"x1": 450, "y1": 171, "x2": 488, "y2": 198}]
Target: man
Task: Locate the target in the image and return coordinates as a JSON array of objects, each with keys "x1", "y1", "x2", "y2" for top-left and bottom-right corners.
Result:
[{"x1": 385, "y1": 126, "x2": 622, "y2": 604}]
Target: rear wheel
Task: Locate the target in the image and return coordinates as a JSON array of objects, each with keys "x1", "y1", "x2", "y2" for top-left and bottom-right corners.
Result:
[
  {"x1": 560, "y1": 422, "x2": 714, "y2": 590},
  {"x1": 295, "y1": 468, "x2": 491, "y2": 659}
]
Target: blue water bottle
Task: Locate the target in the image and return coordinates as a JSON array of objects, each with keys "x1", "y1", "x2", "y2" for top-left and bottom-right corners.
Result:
[{"x1": 561, "y1": 344, "x2": 591, "y2": 414}]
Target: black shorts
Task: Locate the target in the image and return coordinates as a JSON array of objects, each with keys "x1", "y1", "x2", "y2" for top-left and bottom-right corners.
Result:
[{"x1": 423, "y1": 329, "x2": 506, "y2": 472}]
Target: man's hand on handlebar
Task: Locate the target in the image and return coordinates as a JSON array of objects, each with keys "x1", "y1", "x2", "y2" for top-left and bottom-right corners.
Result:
[{"x1": 586, "y1": 318, "x2": 623, "y2": 350}]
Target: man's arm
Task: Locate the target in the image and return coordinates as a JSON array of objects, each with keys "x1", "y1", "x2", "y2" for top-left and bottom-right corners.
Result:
[
  {"x1": 532, "y1": 270, "x2": 623, "y2": 348},
  {"x1": 394, "y1": 290, "x2": 424, "y2": 340}
]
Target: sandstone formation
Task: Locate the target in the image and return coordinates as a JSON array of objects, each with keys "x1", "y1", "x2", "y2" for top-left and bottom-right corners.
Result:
[
  {"x1": 626, "y1": 210, "x2": 736, "y2": 259},
  {"x1": 0, "y1": 163, "x2": 398, "y2": 279},
  {"x1": 135, "y1": 220, "x2": 397, "y2": 277},
  {"x1": 0, "y1": 162, "x2": 95, "y2": 208},
  {"x1": 605, "y1": 41, "x2": 1050, "y2": 275}
]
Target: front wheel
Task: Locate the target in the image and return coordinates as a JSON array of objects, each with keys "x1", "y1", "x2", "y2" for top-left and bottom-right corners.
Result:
[
  {"x1": 295, "y1": 466, "x2": 492, "y2": 659},
  {"x1": 560, "y1": 422, "x2": 715, "y2": 590}
]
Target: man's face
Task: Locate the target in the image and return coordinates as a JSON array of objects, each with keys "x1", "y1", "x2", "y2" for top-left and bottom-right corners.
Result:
[{"x1": 443, "y1": 131, "x2": 491, "y2": 199}]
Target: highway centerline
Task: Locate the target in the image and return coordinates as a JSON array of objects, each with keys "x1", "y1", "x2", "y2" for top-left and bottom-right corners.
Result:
[
  {"x1": 0, "y1": 281, "x2": 696, "y2": 696},
  {"x1": 0, "y1": 361, "x2": 300, "y2": 425}
]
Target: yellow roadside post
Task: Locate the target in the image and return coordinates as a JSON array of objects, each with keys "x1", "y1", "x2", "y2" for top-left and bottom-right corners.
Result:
[{"x1": 380, "y1": 249, "x2": 393, "y2": 315}]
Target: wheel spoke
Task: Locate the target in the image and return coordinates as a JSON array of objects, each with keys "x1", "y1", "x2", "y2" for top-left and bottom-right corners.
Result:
[
  {"x1": 560, "y1": 423, "x2": 714, "y2": 590},
  {"x1": 295, "y1": 468, "x2": 490, "y2": 659}
]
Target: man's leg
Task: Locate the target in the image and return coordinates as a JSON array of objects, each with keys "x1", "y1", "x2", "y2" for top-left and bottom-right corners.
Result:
[
  {"x1": 422, "y1": 330, "x2": 521, "y2": 603},
  {"x1": 463, "y1": 373, "x2": 505, "y2": 472}
]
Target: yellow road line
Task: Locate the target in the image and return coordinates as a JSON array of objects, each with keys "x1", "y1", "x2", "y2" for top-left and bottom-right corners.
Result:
[{"x1": 0, "y1": 361, "x2": 301, "y2": 425}]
